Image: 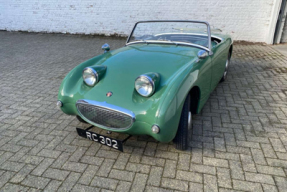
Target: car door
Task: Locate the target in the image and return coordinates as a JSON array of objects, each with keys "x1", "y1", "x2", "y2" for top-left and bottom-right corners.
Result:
[{"x1": 210, "y1": 42, "x2": 227, "y2": 90}]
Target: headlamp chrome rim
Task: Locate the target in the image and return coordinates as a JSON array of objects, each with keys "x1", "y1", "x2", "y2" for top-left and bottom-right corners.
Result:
[
  {"x1": 135, "y1": 74, "x2": 155, "y2": 97},
  {"x1": 83, "y1": 67, "x2": 98, "y2": 86}
]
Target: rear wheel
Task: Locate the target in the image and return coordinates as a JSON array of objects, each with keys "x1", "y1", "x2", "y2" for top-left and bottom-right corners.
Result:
[
  {"x1": 220, "y1": 52, "x2": 231, "y2": 82},
  {"x1": 173, "y1": 94, "x2": 192, "y2": 150}
]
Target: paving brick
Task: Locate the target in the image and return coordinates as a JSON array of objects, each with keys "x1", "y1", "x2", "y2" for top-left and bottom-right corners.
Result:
[
  {"x1": 96, "y1": 159, "x2": 115, "y2": 177},
  {"x1": 245, "y1": 172, "x2": 275, "y2": 185},
  {"x1": 178, "y1": 153, "x2": 191, "y2": 170},
  {"x1": 217, "y1": 168, "x2": 232, "y2": 188},
  {"x1": 91, "y1": 176, "x2": 119, "y2": 190},
  {"x1": 0, "y1": 171, "x2": 16, "y2": 189},
  {"x1": 43, "y1": 168, "x2": 70, "y2": 181},
  {"x1": 96, "y1": 149, "x2": 119, "y2": 159},
  {"x1": 20, "y1": 155, "x2": 44, "y2": 165},
  {"x1": 130, "y1": 173, "x2": 148, "y2": 192},
  {"x1": 233, "y1": 180, "x2": 263, "y2": 192},
  {"x1": 116, "y1": 181, "x2": 132, "y2": 192},
  {"x1": 189, "y1": 182, "x2": 203, "y2": 192},
  {"x1": 267, "y1": 158, "x2": 287, "y2": 168},
  {"x1": 109, "y1": 169, "x2": 135, "y2": 182},
  {"x1": 229, "y1": 160, "x2": 244, "y2": 180},
  {"x1": 147, "y1": 166, "x2": 163, "y2": 187},
  {"x1": 62, "y1": 161, "x2": 87, "y2": 173},
  {"x1": 43, "y1": 180, "x2": 62, "y2": 192},
  {"x1": 256, "y1": 165, "x2": 286, "y2": 177},
  {"x1": 261, "y1": 144, "x2": 277, "y2": 158},
  {"x1": 0, "y1": 152, "x2": 14, "y2": 165},
  {"x1": 50, "y1": 152, "x2": 70, "y2": 169},
  {"x1": 141, "y1": 156, "x2": 165, "y2": 166},
  {"x1": 1, "y1": 161, "x2": 25, "y2": 172},
  {"x1": 240, "y1": 154, "x2": 257, "y2": 172},
  {"x1": 126, "y1": 162, "x2": 150, "y2": 174},
  {"x1": 276, "y1": 152, "x2": 287, "y2": 160},
  {"x1": 274, "y1": 176, "x2": 287, "y2": 192},
  {"x1": 163, "y1": 160, "x2": 177, "y2": 178},
  {"x1": 155, "y1": 150, "x2": 178, "y2": 161},
  {"x1": 203, "y1": 157, "x2": 228, "y2": 168},
  {"x1": 270, "y1": 138, "x2": 286, "y2": 152},
  {"x1": 21, "y1": 175, "x2": 50, "y2": 189},
  {"x1": 262, "y1": 184, "x2": 278, "y2": 192},
  {"x1": 71, "y1": 184, "x2": 100, "y2": 192},
  {"x1": 31, "y1": 158, "x2": 54, "y2": 176},
  {"x1": 58, "y1": 172, "x2": 81, "y2": 192},
  {"x1": 215, "y1": 151, "x2": 240, "y2": 161},
  {"x1": 0, "y1": 183, "x2": 29, "y2": 192},
  {"x1": 190, "y1": 163, "x2": 216, "y2": 175},
  {"x1": 129, "y1": 148, "x2": 144, "y2": 163},
  {"x1": 144, "y1": 142, "x2": 157, "y2": 156},
  {"x1": 161, "y1": 178, "x2": 188, "y2": 191},
  {"x1": 204, "y1": 174, "x2": 218, "y2": 192},
  {"x1": 251, "y1": 148, "x2": 267, "y2": 165},
  {"x1": 78, "y1": 165, "x2": 99, "y2": 185},
  {"x1": 176, "y1": 170, "x2": 202, "y2": 183},
  {"x1": 10, "y1": 164, "x2": 35, "y2": 183},
  {"x1": 145, "y1": 186, "x2": 173, "y2": 192},
  {"x1": 68, "y1": 147, "x2": 87, "y2": 162},
  {"x1": 37, "y1": 149, "x2": 61, "y2": 159},
  {"x1": 80, "y1": 155, "x2": 104, "y2": 166},
  {"x1": 113, "y1": 153, "x2": 130, "y2": 169}
]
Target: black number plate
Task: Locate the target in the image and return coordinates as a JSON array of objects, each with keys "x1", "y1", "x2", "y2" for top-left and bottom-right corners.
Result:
[{"x1": 76, "y1": 128, "x2": 123, "y2": 151}]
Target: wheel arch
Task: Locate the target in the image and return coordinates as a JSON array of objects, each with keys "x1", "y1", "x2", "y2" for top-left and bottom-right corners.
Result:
[
  {"x1": 229, "y1": 44, "x2": 233, "y2": 57},
  {"x1": 189, "y1": 86, "x2": 201, "y2": 114}
]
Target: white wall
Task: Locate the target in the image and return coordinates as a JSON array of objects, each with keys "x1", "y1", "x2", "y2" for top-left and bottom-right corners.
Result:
[
  {"x1": 0, "y1": 0, "x2": 277, "y2": 43},
  {"x1": 281, "y1": 16, "x2": 287, "y2": 42}
]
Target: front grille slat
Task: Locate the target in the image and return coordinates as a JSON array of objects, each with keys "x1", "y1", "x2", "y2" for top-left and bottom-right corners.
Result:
[{"x1": 76, "y1": 101, "x2": 133, "y2": 129}]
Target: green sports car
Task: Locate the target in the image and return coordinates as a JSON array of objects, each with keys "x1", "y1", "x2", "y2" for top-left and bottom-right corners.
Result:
[{"x1": 57, "y1": 20, "x2": 232, "y2": 151}]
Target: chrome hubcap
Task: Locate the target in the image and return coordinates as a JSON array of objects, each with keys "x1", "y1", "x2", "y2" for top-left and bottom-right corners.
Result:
[{"x1": 188, "y1": 111, "x2": 192, "y2": 130}]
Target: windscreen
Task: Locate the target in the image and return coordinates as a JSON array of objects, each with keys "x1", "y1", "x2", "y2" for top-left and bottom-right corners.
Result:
[{"x1": 127, "y1": 21, "x2": 209, "y2": 48}]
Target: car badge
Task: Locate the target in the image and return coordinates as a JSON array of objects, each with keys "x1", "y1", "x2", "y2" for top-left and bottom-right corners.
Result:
[{"x1": 106, "y1": 91, "x2": 113, "y2": 97}]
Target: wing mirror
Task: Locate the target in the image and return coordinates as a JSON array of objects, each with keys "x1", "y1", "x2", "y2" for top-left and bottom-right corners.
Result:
[
  {"x1": 197, "y1": 50, "x2": 208, "y2": 59},
  {"x1": 102, "y1": 43, "x2": 110, "y2": 53}
]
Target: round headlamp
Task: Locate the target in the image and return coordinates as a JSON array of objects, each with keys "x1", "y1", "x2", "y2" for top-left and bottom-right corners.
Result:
[
  {"x1": 83, "y1": 67, "x2": 98, "y2": 86},
  {"x1": 135, "y1": 75, "x2": 155, "y2": 97}
]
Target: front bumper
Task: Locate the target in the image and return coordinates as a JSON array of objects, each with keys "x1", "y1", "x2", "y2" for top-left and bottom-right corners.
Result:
[{"x1": 58, "y1": 98, "x2": 178, "y2": 143}]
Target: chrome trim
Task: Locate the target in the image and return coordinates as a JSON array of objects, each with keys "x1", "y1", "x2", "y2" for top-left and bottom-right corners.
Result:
[
  {"x1": 135, "y1": 74, "x2": 155, "y2": 97},
  {"x1": 76, "y1": 99, "x2": 136, "y2": 130},
  {"x1": 83, "y1": 67, "x2": 98, "y2": 86},
  {"x1": 151, "y1": 124, "x2": 160, "y2": 134},
  {"x1": 127, "y1": 41, "x2": 210, "y2": 52},
  {"x1": 101, "y1": 43, "x2": 110, "y2": 53},
  {"x1": 126, "y1": 20, "x2": 213, "y2": 55},
  {"x1": 197, "y1": 50, "x2": 209, "y2": 59},
  {"x1": 153, "y1": 32, "x2": 223, "y2": 42},
  {"x1": 56, "y1": 100, "x2": 63, "y2": 108}
]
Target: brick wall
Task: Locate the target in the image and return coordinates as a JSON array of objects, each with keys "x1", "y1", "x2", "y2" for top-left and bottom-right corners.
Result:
[{"x1": 0, "y1": 0, "x2": 276, "y2": 43}]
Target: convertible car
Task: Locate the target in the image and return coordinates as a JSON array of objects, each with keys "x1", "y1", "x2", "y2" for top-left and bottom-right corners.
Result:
[{"x1": 57, "y1": 20, "x2": 232, "y2": 151}]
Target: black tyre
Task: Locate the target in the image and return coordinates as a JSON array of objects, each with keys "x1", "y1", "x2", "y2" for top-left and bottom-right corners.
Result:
[
  {"x1": 76, "y1": 115, "x2": 88, "y2": 124},
  {"x1": 173, "y1": 94, "x2": 192, "y2": 150},
  {"x1": 220, "y1": 52, "x2": 231, "y2": 82}
]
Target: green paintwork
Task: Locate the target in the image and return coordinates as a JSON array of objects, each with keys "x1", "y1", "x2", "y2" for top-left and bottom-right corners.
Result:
[{"x1": 58, "y1": 33, "x2": 232, "y2": 142}]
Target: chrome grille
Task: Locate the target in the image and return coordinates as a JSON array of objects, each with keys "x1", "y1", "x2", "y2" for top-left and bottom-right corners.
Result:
[{"x1": 76, "y1": 100, "x2": 134, "y2": 129}]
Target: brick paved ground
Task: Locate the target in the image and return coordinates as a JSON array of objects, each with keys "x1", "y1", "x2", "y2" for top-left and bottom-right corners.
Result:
[{"x1": 0, "y1": 31, "x2": 287, "y2": 192}]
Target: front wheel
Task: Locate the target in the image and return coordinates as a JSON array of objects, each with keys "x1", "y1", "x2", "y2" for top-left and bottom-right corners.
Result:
[{"x1": 173, "y1": 94, "x2": 192, "y2": 150}]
